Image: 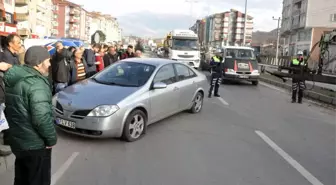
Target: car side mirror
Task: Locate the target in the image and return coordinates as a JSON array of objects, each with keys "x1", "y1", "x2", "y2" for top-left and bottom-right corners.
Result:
[{"x1": 153, "y1": 82, "x2": 167, "y2": 89}]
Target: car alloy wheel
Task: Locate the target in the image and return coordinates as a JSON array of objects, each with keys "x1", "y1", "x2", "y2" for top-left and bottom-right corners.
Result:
[
  {"x1": 129, "y1": 114, "x2": 144, "y2": 139},
  {"x1": 122, "y1": 109, "x2": 147, "y2": 142}
]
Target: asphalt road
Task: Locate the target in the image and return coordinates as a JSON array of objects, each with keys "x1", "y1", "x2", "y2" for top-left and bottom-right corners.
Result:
[{"x1": 0, "y1": 53, "x2": 335, "y2": 185}]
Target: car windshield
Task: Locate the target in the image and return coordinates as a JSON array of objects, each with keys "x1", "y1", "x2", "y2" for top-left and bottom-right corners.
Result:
[
  {"x1": 226, "y1": 49, "x2": 255, "y2": 59},
  {"x1": 92, "y1": 62, "x2": 156, "y2": 87},
  {"x1": 172, "y1": 38, "x2": 199, "y2": 51}
]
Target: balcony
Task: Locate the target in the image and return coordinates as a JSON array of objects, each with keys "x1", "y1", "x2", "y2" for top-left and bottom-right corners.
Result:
[
  {"x1": 15, "y1": 6, "x2": 29, "y2": 14},
  {"x1": 36, "y1": 4, "x2": 45, "y2": 12},
  {"x1": 18, "y1": 28, "x2": 30, "y2": 36},
  {"x1": 15, "y1": 0, "x2": 29, "y2": 6},
  {"x1": 52, "y1": 29, "x2": 58, "y2": 34},
  {"x1": 69, "y1": 18, "x2": 79, "y2": 23},
  {"x1": 36, "y1": 17, "x2": 45, "y2": 25},
  {"x1": 16, "y1": 13, "x2": 29, "y2": 21}
]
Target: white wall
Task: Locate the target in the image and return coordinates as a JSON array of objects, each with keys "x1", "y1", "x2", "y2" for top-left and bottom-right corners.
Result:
[
  {"x1": 306, "y1": 0, "x2": 336, "y2": 27},
  {"x1": 4, "y1": 0, "x2": 15, "y2": 13}
]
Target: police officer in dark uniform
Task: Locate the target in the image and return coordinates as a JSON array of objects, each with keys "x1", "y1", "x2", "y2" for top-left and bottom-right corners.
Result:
[
  {"x1": 290, "y1": 50, "x2": 307, "y2": 103},
  {"x1": 208, "y1": 49, "x2": 224, "y2": 98}
]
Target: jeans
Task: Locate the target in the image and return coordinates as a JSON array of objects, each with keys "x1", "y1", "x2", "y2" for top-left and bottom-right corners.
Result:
[
  {"x1": 54, "y1": 82, "x2": 68, "y2": 93},
  {"x1": 14, "y1": 149, "x2": 52, "y2": 185}
]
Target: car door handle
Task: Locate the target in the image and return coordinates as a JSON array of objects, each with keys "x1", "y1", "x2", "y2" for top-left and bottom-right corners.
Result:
[{"x1": 173, "y1": 87, "x2": 179, "y2": 91}]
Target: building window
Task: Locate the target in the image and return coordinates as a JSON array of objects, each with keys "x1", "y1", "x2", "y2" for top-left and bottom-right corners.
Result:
[{"x1": 330, "y1": 14, "x2": 336, "y2": 22}]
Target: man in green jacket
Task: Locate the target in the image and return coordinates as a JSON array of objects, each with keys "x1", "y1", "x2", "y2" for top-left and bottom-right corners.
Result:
[{"x1": 4, "y1": 46, "x2": 57, "y2": 185}]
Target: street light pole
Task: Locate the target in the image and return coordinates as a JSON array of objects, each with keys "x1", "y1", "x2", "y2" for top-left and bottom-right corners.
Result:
[
  {"x1": 273, "y1": 16, "x2": 281, "y2": 65},
  {"x1": 185, "y1": 0, "x2": 198, "y2": 27},
  {"x1": 242, "y1": 0, "x2": 247, "y2": 45}
]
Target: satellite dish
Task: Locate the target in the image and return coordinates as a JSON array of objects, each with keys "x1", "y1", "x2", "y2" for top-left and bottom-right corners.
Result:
[{"x1": 94, "y1": 32, "x2": 100, "y2": 43}]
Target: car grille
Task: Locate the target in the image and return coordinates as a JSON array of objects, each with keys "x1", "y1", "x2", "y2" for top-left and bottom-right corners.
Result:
[
  {"x1": 236, "y1": 72, "x2": 251, "y2": 74},
  {"x1": 55, "y1": 101, "x2": 63, "y2": 115},
  {"x1": 177, "y1": 55, "x2": 194, "y2": 58},
  {"x1": 71, "y1": 110, "x2": 91, "y2": 119}
]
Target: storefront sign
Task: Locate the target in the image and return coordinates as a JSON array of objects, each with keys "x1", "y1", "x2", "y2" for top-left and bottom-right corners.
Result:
[{"x1": 5, "y1": 26, "x2": 17, "y2": 33}]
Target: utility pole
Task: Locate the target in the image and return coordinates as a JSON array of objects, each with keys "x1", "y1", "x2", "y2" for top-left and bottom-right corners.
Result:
[
  {"x1": 185, "y1": 0, "x2": 199, "y2": 28},
  {"x1": 242, "y1": 0, "x2": 247, "y2": 46},
  {"x1": 273, "y1": 16, "x2": 281, "y2": 65}
]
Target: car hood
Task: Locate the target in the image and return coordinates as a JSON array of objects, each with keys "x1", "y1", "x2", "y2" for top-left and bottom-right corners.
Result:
[{"x1": 56, "y1": 79, "x2": 139, "y2": 110}]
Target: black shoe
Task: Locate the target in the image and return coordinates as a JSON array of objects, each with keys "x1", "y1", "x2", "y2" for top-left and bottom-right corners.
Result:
[
  {"x1": 291, "y1": 100, "x2": 296, "y2": 103},
  {"x1": 214, "y1": 94, "x2": 220, "y2": 97},
  {"x1": 298, "y1": 100, "x2": 302, "y2": 104},
  {"x1": 208, "y1": 94, "x2": 212, "y2": 98}
]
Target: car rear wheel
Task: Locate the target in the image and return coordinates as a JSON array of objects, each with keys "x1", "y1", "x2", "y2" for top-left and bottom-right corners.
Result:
[
  {"x1": 252, "y1": 80, "x2": 259, "y2": 85},
  {"x1": 189, "y1": 91, "x2": 203, "y2": 113},
  {"x1": 122, "y1": 110, "x2": 147, "y2": 142}
]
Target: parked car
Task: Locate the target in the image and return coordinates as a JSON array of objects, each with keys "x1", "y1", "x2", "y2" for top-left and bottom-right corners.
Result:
[{"x1": 53, "y1": 58, "x2": 207, "y2": 142}]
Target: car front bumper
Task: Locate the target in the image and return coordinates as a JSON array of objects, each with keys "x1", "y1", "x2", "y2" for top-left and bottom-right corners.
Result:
[
  {"x1": 223, "y1": 73, "x2": 260, "y2": 81},
  {"x1": 53, "y1": 109, "x2": 125, "y2": 138}
]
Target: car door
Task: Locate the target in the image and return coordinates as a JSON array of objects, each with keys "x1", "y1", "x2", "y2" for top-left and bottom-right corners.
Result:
[
  {"x1": 149, "y1": 64, "x2": 179, "y2": 122},
  {"x1": 173, "y1": 63, "x2": 197, "y2": 110}
]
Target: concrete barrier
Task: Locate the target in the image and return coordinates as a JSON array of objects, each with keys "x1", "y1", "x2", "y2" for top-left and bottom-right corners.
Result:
[{"x1": 259, "y1": 74, "x2": 336, "y2": 106}]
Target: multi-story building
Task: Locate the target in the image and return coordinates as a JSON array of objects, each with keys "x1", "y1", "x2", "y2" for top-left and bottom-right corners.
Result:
[
  {"x1": 0, "y1": 0, "x2": 17, "y2": 38},
  {"x1": 15, "y1": 0, "x2": 53, "y2": 38},
  {"x1": 85, "y1": 11, "x2": 92, "y2": 41},
  {"x1": 192, "y1": 9, "x2": 253, "y2": 47},
  {"x1": 281, "y1": 0, "x2": 336, "y2": 56},
  {"x1": 52, "y1": 0, "x2": 121, "y2": 42},
  {"x1": 51, "y1": 0, "x2": 58, "y2": 37},
  {"x1": 56, "y1": 0, "x2": 81, "y2": 39}
]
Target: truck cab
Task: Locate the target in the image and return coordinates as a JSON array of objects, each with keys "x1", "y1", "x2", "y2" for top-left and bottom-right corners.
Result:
[{"x1": 164, "y1": 30, "x2": 201, "y2": 69}]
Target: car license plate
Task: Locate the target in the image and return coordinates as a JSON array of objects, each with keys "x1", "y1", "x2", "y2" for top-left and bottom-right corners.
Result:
[
  {"x1": 56, "y1": 118, "x2": 75, "y2": 129},
  {"x1": 239, "y1": 75, "x2": 248, "y2": 79}
]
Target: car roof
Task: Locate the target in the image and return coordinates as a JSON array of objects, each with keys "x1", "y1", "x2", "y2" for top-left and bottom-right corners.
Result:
[
  {"x1": 223, "y1": 46, "x2": 253, "y2": 50},
  {"x1": 121, "y1": 58, "x2": 176, "y2": 67}
]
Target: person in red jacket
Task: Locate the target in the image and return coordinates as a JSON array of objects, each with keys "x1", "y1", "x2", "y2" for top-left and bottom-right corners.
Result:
[{"x1": 95, "y1": 48, "x2": 105, "y2": 72}]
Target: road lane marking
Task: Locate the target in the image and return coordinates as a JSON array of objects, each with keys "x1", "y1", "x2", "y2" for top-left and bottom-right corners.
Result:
[
  {"x1": 255, "y1": 130, "x2": 324, "y2": 185},
  {"x1": 259, "y1": 81, "x2": 287, "y2": 93},
  {"x1": 217, "y1": 97, "x2": 229, "y2": 106},
  {"x1": 51, "y1": 152, "x2": 79, "y2": 185}
]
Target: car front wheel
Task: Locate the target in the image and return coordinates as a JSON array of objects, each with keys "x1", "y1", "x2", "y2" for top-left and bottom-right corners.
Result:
[{"x1": 122, "y1": 110, "x2": 147, "y2": 142}]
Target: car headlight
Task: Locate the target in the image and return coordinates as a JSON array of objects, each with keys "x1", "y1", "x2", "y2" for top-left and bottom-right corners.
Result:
[
  {"x1": 87, "y1": 105, "x2": 119, "y2": 117},
  {"x1": 252, "y1": 70, "x2": 259, "y2": 74},
  {"x1": 227, "y1": 69, "x2": 235, "y2": 72}
]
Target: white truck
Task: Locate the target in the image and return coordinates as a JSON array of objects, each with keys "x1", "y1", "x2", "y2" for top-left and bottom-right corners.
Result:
[{"x1": 164, "y1": 29, "x2": 201, "y2": 69}]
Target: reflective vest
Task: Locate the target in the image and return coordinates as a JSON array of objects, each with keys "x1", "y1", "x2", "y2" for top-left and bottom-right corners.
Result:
[
  {"x1": 292, "y1": 59, "x2": 307, "y2": 66},
  {"x1": 212, "y1": 56, "x2": 221, "y2": 63}
]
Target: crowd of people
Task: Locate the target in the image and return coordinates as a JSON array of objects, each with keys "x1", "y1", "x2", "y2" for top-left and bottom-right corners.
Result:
[
  {"x1": 0, "y1": 33, "x2": 143, "y2": 185},
  {"x1": 51, "y1": 42, "x2": 142, "y2": 93}
]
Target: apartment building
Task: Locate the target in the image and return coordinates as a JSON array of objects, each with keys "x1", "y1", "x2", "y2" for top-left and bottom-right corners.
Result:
[
  {"x1": 192, "y1": 9, "x2": 253, "y2": 47},
  {"x1": 281, "y1": 0, "x2": 336, "y2": 56},
  {"x1": 15, "y1": 0, "x2": 53, "y2": 38},
  {"x1": 0, "y1": 0, "x2": 17, "y2": 37},
  {"x1": 56, "y1": 1, "x2": 81, "y2": 39},
  {"x1": 90, "y1": 11, "x2": 121, "y2": 43}
]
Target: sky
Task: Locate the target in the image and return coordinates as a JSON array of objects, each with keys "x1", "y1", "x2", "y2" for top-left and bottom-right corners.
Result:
[{"x1": 69, "y1": 0, "x2": 283, "y2": 37}]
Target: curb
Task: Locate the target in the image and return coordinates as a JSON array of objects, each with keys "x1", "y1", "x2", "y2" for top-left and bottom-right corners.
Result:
[{"x1": 259, "y1": 76, "x2": 336, "y2": 106}]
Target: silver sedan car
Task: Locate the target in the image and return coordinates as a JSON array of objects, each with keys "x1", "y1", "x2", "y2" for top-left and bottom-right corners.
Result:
[{"x1": 52, "y1": 58, "x2": 207, "y2": 141}]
